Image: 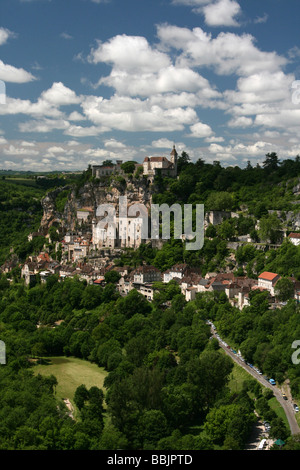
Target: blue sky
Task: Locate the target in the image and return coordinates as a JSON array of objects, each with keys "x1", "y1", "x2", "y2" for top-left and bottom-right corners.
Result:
[{"x1": 1, "y1": 0, "x2": 300, "y2": 172}]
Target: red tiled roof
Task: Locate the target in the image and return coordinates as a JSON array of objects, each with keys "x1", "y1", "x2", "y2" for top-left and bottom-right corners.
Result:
[
  {"x1": 288, "y1": 233, "x2": 300, "y2": 239},
  {"x1": 144, "y1": 156, "x2": 170, "y2": 163},
  {"x1": 258, "y1": 272, "x2": 279, "y2": 281},
  {"x1": 38, "y1": 252, "x2": 50, "y2": 262}
]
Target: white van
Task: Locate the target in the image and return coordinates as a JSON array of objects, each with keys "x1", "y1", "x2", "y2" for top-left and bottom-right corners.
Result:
[{"x1": 258, "y1": 439, "x2": 267, "y2": 449}]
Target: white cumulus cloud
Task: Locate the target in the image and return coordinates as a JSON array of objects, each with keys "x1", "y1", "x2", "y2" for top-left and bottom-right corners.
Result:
[
  {"x1": 203, "y1": 0, "x2": 241, "y2": 27},
  {"x1": 0, "y1": 60, "x2": 36, "y2": 83}
]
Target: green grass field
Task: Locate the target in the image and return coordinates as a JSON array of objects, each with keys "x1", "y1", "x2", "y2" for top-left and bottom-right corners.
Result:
[
  {"x1": 269, "y1": 396, "x2": 289, "y2": 426},
  {"x1": 228, "y1": 362, "x2": 253, "y2": 394},
  {"x1": 33, "y1": 356, "x2": 108, "y2": 408}
]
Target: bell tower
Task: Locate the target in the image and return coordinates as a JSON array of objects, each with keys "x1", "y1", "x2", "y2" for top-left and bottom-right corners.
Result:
[{"x1": 170, "y1": 144, "x2": 178, "y2": 176}]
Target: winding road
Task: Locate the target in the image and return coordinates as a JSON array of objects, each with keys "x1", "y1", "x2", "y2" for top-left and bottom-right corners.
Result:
[{"x1": 211, "y1": 327, "x2": 300, "y2": 436}]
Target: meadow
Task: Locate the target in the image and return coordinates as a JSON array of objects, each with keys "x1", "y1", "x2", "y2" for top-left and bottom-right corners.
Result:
[{"x1": 34, "y1": 356, "x2": 107, "y2": 407}]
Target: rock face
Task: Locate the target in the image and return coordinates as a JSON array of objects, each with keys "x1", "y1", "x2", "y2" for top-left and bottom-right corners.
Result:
[
  {"x1": 284, "y1": 211, "x2": 300, "y2": 230},
  {"x1": 39, "y1": 176, "x2": 153, "y2": 235},
  {"x1": 268, "y1": 210, "x2": 300, "y2": 231},
  {"x1": 204, "y1": 211, "x2": 239, "y2": 227},
  {"x1": 293, "y1": 179, "x2": 300, "y2": 196},
  {"x1": 39, "y1": 186, "x2": 71, "y2": 234}
]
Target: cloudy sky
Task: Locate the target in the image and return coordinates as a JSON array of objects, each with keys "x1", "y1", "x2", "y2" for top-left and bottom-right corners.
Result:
[{"x1": 0, "y1": 0, "x2": 300, "y2": 172}]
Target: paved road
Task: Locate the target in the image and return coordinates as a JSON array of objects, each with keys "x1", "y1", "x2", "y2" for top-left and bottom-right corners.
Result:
[{"x1": 211, "y1": 328, "x2": 300, "y2": 436}]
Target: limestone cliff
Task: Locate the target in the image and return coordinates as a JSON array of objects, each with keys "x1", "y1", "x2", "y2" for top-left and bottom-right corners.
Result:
[{"x1": 39, "y1": 176, "x2": 153, "y2": 235}]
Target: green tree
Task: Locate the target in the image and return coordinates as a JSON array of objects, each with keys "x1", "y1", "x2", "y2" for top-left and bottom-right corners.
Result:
[
  {"x1": 258, "y1": 214, "x2": 282, "y2": 244},
  {"x1": 186, "y1": 350, "x2": 233, "y2": 411},
  {"x1": 81, "y1": 284, "x2": 103, "y2": 309},
  {"x1": 217, "y1": 219, "x2": 235, "y2": 240},
  {"x1": 98, "y1": 423, "x2": 128, "y2": 450},
  {"x1": 274, "y1": 277, "x2": 294, "y2": 301},
  {"x1": 177, "y1": 151, "x2": 191, "y2": 172},
  {"x1": 74, "y1": 384, "x2": 89, "y2": 410},
  {"x1": 269, "y1": 417, "x2": 289, "y2": 441},
  {"x1": 121, "y1": 161, "x2": 137, "y2": 174},
  {"x1": 204, "y1": 404, "x2": 255, "y2": 447},
  {"x1": 263, "y1": 152, "x2": 280, "y2": 172},
  {"x1": 206, "y1": 224, "x2": 217, "y2": 238},
  {"x1": 138, "y1": 410, "x2": 169, "y2": 448},
  {"x1": 104, "y1": 270, "x2": 121, "y2": 284},
  {"x1": 206, "y1": 191, "x2": 235, "y2": 211}
]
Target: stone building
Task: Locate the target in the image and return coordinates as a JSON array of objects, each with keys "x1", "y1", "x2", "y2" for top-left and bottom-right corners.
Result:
[
  {"x1": 143, "y1": 145, "x2": 178, "y2": 178},
  {"x1": 133, "y1": 265, "x2": 162, "y2": 284},
  {"x1": 288, "y1": 232, "x2": 300, "y2": 246},
  {"x1": 92, "y1": 160, "x2": 123, "y2": 178},
  {"x1": 92, "y1": 204, "x2": 149, "y2": 250},
  {"x1": 258, "y1": 271, "x2": 280, "y2": 296}
]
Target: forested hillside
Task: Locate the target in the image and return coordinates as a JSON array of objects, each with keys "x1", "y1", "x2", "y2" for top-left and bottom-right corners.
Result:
[
  {"x1": 0, "y1": 172, "x2": 86, "y2": 264},
  {"x1": 0, "y1": 272, "x2": 299, "y2": 449},
  {"x1": 0, "y1": 180, "x2": 45, "y2": 263},
  {"x1": 153, "y1": 152, "x2": 300, "y2": 208}
]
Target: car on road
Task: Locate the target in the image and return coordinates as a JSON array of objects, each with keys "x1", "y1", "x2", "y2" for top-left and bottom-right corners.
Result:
[
  {"x1": 263, "y1": 421, "x2": 271, "y2": 432},
  {"x1": 269, "y1": 378, "x2": 276, "y2": 385},
  {"x1": 282, "y1": 393, "x2": 287, "y2": 400}
]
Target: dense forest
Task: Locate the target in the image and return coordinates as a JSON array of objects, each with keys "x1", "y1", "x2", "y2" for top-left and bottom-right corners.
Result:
[
  {"x1": 1, "y1": 272, "x2": 298, "y2": 450},
  {"x1": 152, "y1": 152, "x2": 300, "y2": 209}
]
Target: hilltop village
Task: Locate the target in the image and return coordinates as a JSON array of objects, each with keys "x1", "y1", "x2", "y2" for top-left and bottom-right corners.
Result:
[{"x1": 2, "y1": 147, "x2": 300, "y2": 311}]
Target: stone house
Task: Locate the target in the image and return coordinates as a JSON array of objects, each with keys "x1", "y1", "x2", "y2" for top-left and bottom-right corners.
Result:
[
  {"x1": 258, "y1": 272, "x2": 280, "y2": 296},
  {"x1": 288, "y1": 232, "x2": 300, "y2": 246},
  {"x1": 92, "y1": 160, "x2": 123, "y2": 178},
  {"x1": 133, "y1": 265, "x2": 161, "y2": 284}
]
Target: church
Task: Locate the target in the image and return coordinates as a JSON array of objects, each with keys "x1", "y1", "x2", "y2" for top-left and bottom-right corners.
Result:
[
  {"x1": 90, "y1": 145, "x2": 178, "y2": 180},
  {"x1": 92, "y1": 205, "x2": 149, "y2": 250},
  {"x1": 143, "y1": 145, "x2": 178, "y2": 178}
]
